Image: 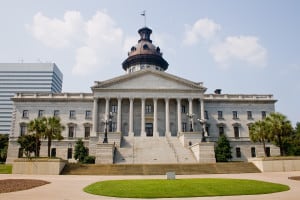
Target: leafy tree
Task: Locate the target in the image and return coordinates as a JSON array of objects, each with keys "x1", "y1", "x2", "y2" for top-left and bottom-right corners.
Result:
[
  {"x1": 0, "y1": 134, "x2": 9, "y2": 163},
  {"x1": 74, "y1": 139, "x2": 88, "y2": 163},
  {"x1": 17, "y1": 134, "x2": 40, "y2": 158},
  {"x1": 249, "y1": 120, "x2": 270, "y2": 157},
  {"x1": 27, "y1": 117, "x2": 46, "y2": 157},
  {"x1": 266, "y1": 112, "x2": 293, "y2": 156},
  {"x1": 289, "y1": 122, "x2": 300, "y2": 155},
  {"x1": 44, "y1": 117, "x2": 65, "y2": 157},
  {"x1": 215, "y1": 135, "x2": 232, "y2": 162}
]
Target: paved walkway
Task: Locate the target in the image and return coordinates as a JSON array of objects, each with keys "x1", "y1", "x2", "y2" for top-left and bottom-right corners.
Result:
[{"x1": 1, "y1": 171, "x2": 300, "y2": 200}]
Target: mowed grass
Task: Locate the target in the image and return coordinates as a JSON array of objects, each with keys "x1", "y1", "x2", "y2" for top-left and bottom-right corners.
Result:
[
  {"x1": 84, "y1": 178, "x2": 289, "y2": 198},
  {"x1": 0, "y1": 164, "x2": 12, "y2": 174}
]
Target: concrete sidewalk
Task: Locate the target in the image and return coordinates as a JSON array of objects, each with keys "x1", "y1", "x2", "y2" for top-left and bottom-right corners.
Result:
[{"x1": 1, "y1": 171, "x2": 300, "y2": 200}]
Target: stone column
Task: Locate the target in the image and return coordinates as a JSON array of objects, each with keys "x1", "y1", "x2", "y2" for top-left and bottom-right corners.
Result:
[
  {"x1": 141, "y1": 98, "x2": 146, "y2": 136},
  {"x1": 153, "y1": 98, "x2": 158, "y2": 137},
  {"x1": 105, "y1": 97, "x2": 109, "y2": 120},
  {"x1": 129, "y1": 98, "x2": 134, "y2": 136},
  {"x1": 92, "y1": 98, "x2": 98, "y2": 136},
  {"x1": 165, "y1": 98, "x2": 170, "y2": 136},
  {"x1": 200, "y1": 98, "x2": 205, "y2": 120},
  {"x1": 177, "y1": 98, "x2": 181, "y2": 135},
  {"x1": 188, "y1": 98, "x2": 193, "y2": 131},
  {"x1": 117, "y1": 98, "x2": 122, "y2": 132}
]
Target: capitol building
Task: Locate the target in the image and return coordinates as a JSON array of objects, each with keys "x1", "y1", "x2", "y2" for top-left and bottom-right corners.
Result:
[{"x1": 7, "y1": 27, "x2": 280, "y2": 164}]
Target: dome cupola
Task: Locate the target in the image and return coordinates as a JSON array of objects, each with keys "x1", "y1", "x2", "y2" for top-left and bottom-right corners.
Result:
[{"x1": 122, "y1": 27, "x2": 169, "y2": 73}]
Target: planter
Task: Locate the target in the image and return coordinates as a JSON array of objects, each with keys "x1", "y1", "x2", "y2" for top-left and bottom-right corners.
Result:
[{"x1": 13, "y1": 158, "x2": 67, "y2": 175}]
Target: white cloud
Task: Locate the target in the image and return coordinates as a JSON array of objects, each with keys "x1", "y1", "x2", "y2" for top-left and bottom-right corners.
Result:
[
  {"x1": 27, "y1": 11, "x2": 124, "y2": 76},
  {"x1": 26, "y1": 11, "x2": 85, "y2": 48},
  {"x1": 209, "y1": 36, "x2": 267, "y2": 68},
  {"x1": 183, "y1": 18, "x2": 221, "y2": 45}
]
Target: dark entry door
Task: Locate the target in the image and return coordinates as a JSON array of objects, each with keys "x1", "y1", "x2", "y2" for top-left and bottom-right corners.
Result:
[{"x1": 145, "y1": 123, "x2": 153, "y2": 137}]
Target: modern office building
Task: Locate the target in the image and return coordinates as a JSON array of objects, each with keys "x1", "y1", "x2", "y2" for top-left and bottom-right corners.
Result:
[
  {"x1": 6, "y1": 27, "x2": 279, "y2": 164},
  {"x1": 0, "y1": 63, "x2": 63, "y2": 134}
]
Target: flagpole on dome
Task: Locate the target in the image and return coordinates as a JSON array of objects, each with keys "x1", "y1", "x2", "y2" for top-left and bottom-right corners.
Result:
[{"x1": 141, "y1": 10, "x2": 146, "y2": 27}]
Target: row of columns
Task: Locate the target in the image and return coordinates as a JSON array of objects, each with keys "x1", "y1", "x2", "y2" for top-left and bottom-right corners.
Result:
[{"x1": 92, "y1": 97, "x2": 205, "y2": 137}]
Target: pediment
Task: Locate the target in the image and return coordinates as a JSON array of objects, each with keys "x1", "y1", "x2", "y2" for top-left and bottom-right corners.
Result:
[{"x1": 92, "y1": 69, "x2": 206, "y2": 91}]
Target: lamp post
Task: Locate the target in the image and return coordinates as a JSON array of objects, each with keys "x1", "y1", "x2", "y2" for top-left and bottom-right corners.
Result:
[
  {"x1": 103, "y1": 112, "x2": 113, "y2": 143},
  {"x1": 186, "y1": 113, "x2": 194, "y2": 132},
  {"x1": 197, "y1": 118, "x2": 206, "y2": 142}
]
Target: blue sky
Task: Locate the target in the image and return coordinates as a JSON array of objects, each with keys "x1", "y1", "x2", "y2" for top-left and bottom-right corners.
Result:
[{"x1": 0, "y1": 0, "x2": 299, "y2": 125}]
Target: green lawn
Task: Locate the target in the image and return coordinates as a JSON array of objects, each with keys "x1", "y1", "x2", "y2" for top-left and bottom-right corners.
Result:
[
  {"x1": 84, "y1": 178, "x2": 289, "y2": 198},
  {"x1": 0, "y1": 164, "x2": 12, "y2": 174}
]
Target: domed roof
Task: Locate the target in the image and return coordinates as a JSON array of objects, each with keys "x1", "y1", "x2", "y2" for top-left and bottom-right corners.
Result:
[{"x1": 122, "y1": 27, "x2": 168, "y2": 71}]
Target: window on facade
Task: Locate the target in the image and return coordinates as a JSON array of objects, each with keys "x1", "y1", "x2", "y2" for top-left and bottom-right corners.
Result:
[
  {"x1": 38, "y1": 110, "x2": 44, "y2": 118},
  {"x1": 20, "y1": 124, "x2": 27, "y2": 136},
  {"x1": 69, "y1": 110, "x2": 76, "y2": 119},
  {"x1": 67, "y1": 148, "x2": 73, "y2": 159},
  {"x1": 111, "y1": 105, "x2": 117, "y2": 113},
  {"x1": 251, "y1": 147, "x2": 256, "y2": 157},
  {"x1": 262, "y1": 111, "x2": 266, "y2": 119},
  {"x1": 236, "y1": 147, "x2": 241, "y2": 158},
  {"x1": 51, "y1": 148, "x2": 56, "y2": 157},
  {"x1": 234, "y1": 126, "x2": 240, "y2": 138},
  {"x1": 22, "y1": 110, "x2": 29, "y2": 118},
  {"x1": 146, "y1": 105, "x2": 152, "y2": 113},
  {"x1": 218, "y1": 111, "x2": 223, "y2": 119},
  {"x1": 54, "y1": 110, "x2": 60, "y2": 117},
  {"x1": 84, "y1": 126, "x2": 90, "y2": 139},
  {"x1": 182, "y1": 122, "x2": 187, "y2": 132},
  {"x1": 247, "y1": 111, "x2": 253, "y2": 120},
  {"x1": 219, "y1": 126, "x2": 224, "y2": 136},
  {"x1": 85, "y1": 110, "x2": 92, "y2": 119},
  {"x1": 265, "y1": 147, "x2": 271, "y2": 157},
  {"x1": 18, "y1": 148, "x2": 23, "y2": 158},
  {"x1": 68, "y1": 126, "x2": 75, "y2": 138},
  {"x1": 111, "y1": 122, "x2": 117, "y2": 132},
  {"x1": 204, "y1": 110, "x2": 209, "y2": 119},
  {"x1": 181, "y1": 105, "x2": 186, "y2": 113},
  {"x1": 232, "y1": 111, "x2": 238, "y2": 119}
]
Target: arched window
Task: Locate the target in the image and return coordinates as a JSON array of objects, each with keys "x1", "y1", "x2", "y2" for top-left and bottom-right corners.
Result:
[{"x1": 143, "y1": 44, "x2": 149, "y2": 50}]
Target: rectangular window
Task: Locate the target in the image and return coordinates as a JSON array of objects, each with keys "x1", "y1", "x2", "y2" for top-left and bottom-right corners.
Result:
[
  {"x1": 38, "y1": 110, "x2": 44, "y2": 118},
  {"x1": 146, "y1": 105, "x2": 152, "y2": 113},
  {"x1": 247, "y1": 111, "x2": 253, "y2": 120},
  {"x1": 67, "y1": 148, "x2": 72, "y2": 159},
  {"x1": 111, "y1": 105, "x2": 117, "y2": 113},
  {"x1": 205, "y1": 125, "x2": 210, "y2": 136},
  {"x1": 204, "y1": 110, "x2": 209, "y2": 120},
  {"x1": 54, "y1": 110, "x2": 60, "y2": 117},
  {"x1": 232, "y1": 111, "x2": 238, "y2": 119},
  {"x1": 182, "y1": 122, "x2": 187, "y2": 132},
  {"x1": 236, "y1": 147, "x2": 241, "y2": 158},
  {"x1": 218, "y1": 111, "x2": 223, "y2": 119},
  {"x1": 84, "y1": 126, "x2": 90, "y2": 138},
  {"x1": 251, "y1": 147, "x2": 256, "y2": 157},
  {"x1": 219, "y1": 126, "x2": 224, "y2": 136},
  {"x1": 20, "y1": 124, "x2": 27, "y2": 136},
  {"x1": 51, "y1": 148, "x2": 56, "y2": 157},
  {"x1": 181, "y1": 105, "x2": 186, "y2": 113},
  {"x1": 69, "y1": 110, "x2": 76, "y2": 119},
  {"x1": 18, "y1": 148, "x2": 23, "y2": 158},
  {"x1": 234, "y1": 126, "x2": 239, "y2": 138},
  {"x1": 265, "y1": 147, "x2": 271, "y2": 157},
  {"x1": 262, "y1": 111, "x2": 266, "y2": 119},
  {"x1": 68, "y1": 126, "x2": 75, "y2": 138},
  {"x1": 111, "y1": 122, "x2": 117, "y2": 132},
  {"x1": 85, "y1": 110, "x2": 92, "y2": 119},
  {"x1": 22, "y1": 110, "x2": 29, "y2": 118}
]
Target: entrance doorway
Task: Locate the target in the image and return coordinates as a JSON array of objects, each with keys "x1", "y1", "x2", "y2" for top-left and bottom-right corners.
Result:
[{"x1": 146, "y1": 123, "x2": 153, "y2": 137}]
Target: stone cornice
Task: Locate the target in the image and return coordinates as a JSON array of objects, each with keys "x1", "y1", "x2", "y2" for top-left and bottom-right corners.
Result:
[
  {"x1": 204, "y1": 94, "x2": 277, "y2": 103},
  {"x1": 12, "y1": 92, "x2": 93, "y2": 102}
]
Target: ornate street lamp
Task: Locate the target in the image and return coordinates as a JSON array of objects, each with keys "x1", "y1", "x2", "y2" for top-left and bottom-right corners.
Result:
[
  {"x1": 103, "y1": 112, "x2": 113, "y2": 143},
  {"x1": 197, "y1": 118, "x2": 207, "y2": 142},
  {"x1": 186, "y1": 113, "x2": 195, "y2": 132}
]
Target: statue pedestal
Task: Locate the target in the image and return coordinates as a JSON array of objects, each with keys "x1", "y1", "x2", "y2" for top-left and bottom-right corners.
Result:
[
  {"x1": 190, "y1": 142, "x2": 216, "y2": 163},
  {"x1": 95, "y1": 143, "x2": 115, "y2": 164}
]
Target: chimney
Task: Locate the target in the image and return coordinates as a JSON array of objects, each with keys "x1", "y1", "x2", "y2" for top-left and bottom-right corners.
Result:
[{"x1": 214, "y1": 89, "x2": 222, "y2": 94}]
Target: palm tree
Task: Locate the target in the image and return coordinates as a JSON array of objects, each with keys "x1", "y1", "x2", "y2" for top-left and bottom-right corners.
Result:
[
  {"x1": 44, "y1": 116, "x2": 65, "y2": 158},
  {"x1": 266, "y1": 112, "x2": 293, "y2": 156},
  {"x1": 27, "y1": 117, "x2": 47, "y2": 157},
  {"x1": 249, "y1": 120, "x2": 270, "y2": 157}
]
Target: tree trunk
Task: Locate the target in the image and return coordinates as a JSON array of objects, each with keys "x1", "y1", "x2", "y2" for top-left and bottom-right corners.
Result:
[
  {"x1": 278, "y1": 136, "x2": 284, "y2": 156},
  {"x1": 47, "y1": 137, "x2": 51, "y2": 158},
  {"x1": 262, "y1": 139, "x2": 267, "y2": 157}
]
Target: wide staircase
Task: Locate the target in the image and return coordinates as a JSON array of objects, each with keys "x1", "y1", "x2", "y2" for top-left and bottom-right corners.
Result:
[
  {"x1": 114, "y1": 136, "x2": 196, "y2": 164},
  {"x1": 62, "y1": 162, "x2": 261, "y2": 175}
]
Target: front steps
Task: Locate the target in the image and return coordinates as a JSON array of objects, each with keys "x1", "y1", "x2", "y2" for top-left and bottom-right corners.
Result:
[{"x1": 61, "y1": 162, "x2": 261, "y2": 175}]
